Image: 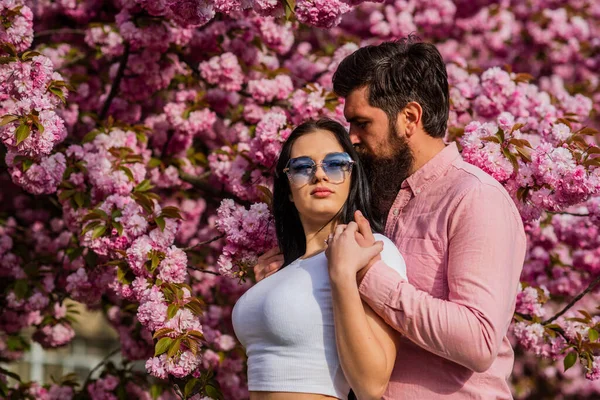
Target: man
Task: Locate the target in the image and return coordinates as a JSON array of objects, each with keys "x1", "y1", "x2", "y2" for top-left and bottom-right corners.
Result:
[{"x1": 256, "y1": 36, "x2": 526, "y2": 399}]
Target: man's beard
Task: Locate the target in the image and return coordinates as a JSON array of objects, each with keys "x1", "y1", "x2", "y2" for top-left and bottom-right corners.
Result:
[{"x1": 357, "y1": 128, "x2": 414, "y2": 225}]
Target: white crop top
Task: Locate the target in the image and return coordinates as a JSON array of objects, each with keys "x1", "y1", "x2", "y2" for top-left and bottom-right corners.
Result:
[{"x1": 232, "y1": 234, "x2": 407, "y2": 399}]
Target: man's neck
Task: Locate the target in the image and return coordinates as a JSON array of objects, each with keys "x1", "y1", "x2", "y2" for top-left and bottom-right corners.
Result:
[{"x1": 409, "y1": 137, "x2": 447, "y2": 175}]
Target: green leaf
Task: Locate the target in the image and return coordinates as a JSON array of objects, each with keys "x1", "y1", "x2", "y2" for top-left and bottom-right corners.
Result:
[
  {"x1": 155, "y1": 215, "x2": 166, "y2": 231},
  {"x1": 1, "y1": 42, "x2": 18, "y2": 56},
  {"x1": 73, "y1": 191, "x2": 85, "y2": 208},
  {"x1": 150, "y1": 384, "x2": 163, "y2": 400},
  {"x1": 576, "y1": 127, "x2": 600, "y2": 136},
  {"x1": 21, "y1": 158, "x2": 34, "y2": 172},
  {"x1": 256, "y1": 185, "x2": 273, "y2": 207},
  {"x1": 480, "y1": 135, "x2": 501, "y2": 144},
  {"x1": 184, "y1": 378, "x2": 199, "y2": 398},
  {"x1": 134, "y1": 179, "x2": 153, "y2": 192},
  {"x1": 545, "y1": 323, "x2": 562, "y2": 330},
  {"x1": 154, "y1": 337, "x2": 173, "y2": 357},
  {"x1": 91, "y1": 224, "x2": 107, "y2": 239},
  {"x1": 583, "y1": 158, "x2": 600, "y2": 167},
  {"x1": 82, "y1": 130, "x2": 100, "y2": 143},
  {"x1": 66, "y1": 247, "x2": 84, "y2": 262},
  {"x1": 187, "y1": 330, "x2": 204, "y2": 340},
  {"x1": 120, "y1": 166, "x2": 134, "y2": 181},
  {"x1": 82, "y1": 220, "x2": 101, "y2": 236},
  {"x1": 113, "y1": 221, "x2": 124, "y2": 236},
  {"x1": 514, "y1": 73, "x2": 534, "y2": 83},
  {"x1": 502, "y1": 147, "x2": 519, "y2": 173},
  {"x1": 116, "y1": 384, "x2": 127, "y2": 400},
  {"x1": 133, "y1": 192, "x2": 155, "y2": 213},
  {"x1": 167, "y1": 338, "x2": 181, "y2": 358},
  {"x1": 0, "y1": 56, "x2": 18, "y2": 65},
  {"x1": 15, "y1": 123, "x2": 31, "y2": 145},
  {"x1": 205, "y1": 384, "x2": 223, "y2": 400},
  {"x1": 153, "y1": 328, "x2": 175, "y2": 339},
  {"x1": 31, "y1": 114, "x2": 44, "y2": 134},
  {"x1": 117, "y1": 266, "x2": 134, "y2": 285},
  {"x1": 167, "y1": 304, "x2": 179, "y2": 320},
  {"x1": 14, "y1": 279, "x2": 28, "y2": 299},
  {"x1": 21, "y1": 50, "x2": 41, "y2": 61},
  {"x1": 58, "y1": 189, "x2": 77, "y2": 202},
  {"x1": 84, "y1": 250, "x2": 99, "y2": 268},
  {"x1": 150, "y1": 253, "x2": 161, "y2": 272},
  {"x1": 579, "y1": 309, "x2": 593, "y2": 321},
  {"x1": 586, "y1": 147, "x2": 600, "y2": 155},
  {"x1": 515, "y1": 146, "x2": 532, "y2": 162},
  {"x1": 48, "y1": 86, "x2": 66, "y2": 103},
  {"x1": 589, "y1": 329, "x2": 599, "y2": 342},
  {"x1": 148, "y1": 157, "x2": 162, "y2": 168},
  {"x1": 184, "y1": 301, "x2": 204, "y2": 316},
  {"x1": 6, "y1": 335, "x2": 29, "y2": 351},
  {"x1": 564, "y1": 351, "x2": 578, "y2": 372},
  {"x1": 161, "y1": 206, "x2": 183, "y2": 219},
  {"x1": 81, "y1": 211, "x2": 101, "y2": 223},
  {"x1": 0, "y1": 366, "x2": 22, "y2": 382},
  {"x1": 0, "y1": 115, "x2": 19, "y2": 126}
]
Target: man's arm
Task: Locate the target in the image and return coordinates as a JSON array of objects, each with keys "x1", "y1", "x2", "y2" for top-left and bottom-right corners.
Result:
[{"x1": 358, "y1": 185, "x2": 526, "y2": 372}]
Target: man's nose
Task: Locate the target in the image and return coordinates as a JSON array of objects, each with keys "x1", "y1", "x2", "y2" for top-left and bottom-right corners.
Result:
[{"x1": 349, "y1": 130, "x2": 361, "y2": 145}]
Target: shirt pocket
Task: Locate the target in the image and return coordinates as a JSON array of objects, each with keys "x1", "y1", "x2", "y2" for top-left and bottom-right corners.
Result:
[{"x1": 398, "y1": 237, "x2": 447, "y2": 298}]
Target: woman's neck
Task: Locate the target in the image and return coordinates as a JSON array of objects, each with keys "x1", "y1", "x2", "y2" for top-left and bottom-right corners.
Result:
[{"x1": 301, "y1": 220, "x2": 337, "y2": 259}]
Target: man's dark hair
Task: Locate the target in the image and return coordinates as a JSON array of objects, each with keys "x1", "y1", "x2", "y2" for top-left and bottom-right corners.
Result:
[
  {"x1": 273, "y1": 118, "x2": 382, "y2": 267},
  {"x1": 332, "y1": 35, "x2": 449, "y2": 138}
]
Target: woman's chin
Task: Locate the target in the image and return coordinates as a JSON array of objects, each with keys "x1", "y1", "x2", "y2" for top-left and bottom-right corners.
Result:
[{"x1": 303, "y1": 208, "x2": 343, "y2": 224}]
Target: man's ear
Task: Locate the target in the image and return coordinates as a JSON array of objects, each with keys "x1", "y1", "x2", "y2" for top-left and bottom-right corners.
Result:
[{"x1": 402, "y1": 102, "x2": 423, "y2": 139}]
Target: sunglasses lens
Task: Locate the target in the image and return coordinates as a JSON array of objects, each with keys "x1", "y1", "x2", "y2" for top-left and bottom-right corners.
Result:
[
  {"x1": 322, "y1": 153, "x2": 353, "y2": 183},
  {"x1": 285, "y1": 153, "x2": 353, "y2": 186},
  {"x1": 287, "y1": 157, "x2": 314, "y2": 186}
]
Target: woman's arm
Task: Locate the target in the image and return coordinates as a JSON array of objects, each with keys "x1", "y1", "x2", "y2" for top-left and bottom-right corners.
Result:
[
  {"x1": 327, "y1": 228, "x2": 404, "y2": 400},
  {"x1": 330, "y1": 275, "x2": 400, "y2": 400}
]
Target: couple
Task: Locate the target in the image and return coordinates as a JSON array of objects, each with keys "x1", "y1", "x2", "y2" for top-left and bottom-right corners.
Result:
[{"x1": 232, "y1": 37, "x2": 526, "y2": 400}]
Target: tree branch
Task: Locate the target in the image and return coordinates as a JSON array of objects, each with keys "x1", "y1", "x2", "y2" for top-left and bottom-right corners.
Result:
[
  {"x1": 99, "y1": 42, "x2": 130, "y2": 121},
  {"x1": 180, "y1": 172, "x2": 251, "y2": 207},
  {"x1": 82, "y1": 347, "x2": 121, "y2": 388},
  {"x1": 183, "y1": 234, "x2": 225, "y2": 251},
  {"x1": 543, "y1": 274, "x2": 600, "y2": 325},
  {"x1": 548, "y1": 211, "x2": 589, "y2": 217},
  {"x1": 35, "y1": 28, "x2": 86, "y2": 38},
  {"x1": 188, "y1": 264, "x2": 221, "y2": 276}
]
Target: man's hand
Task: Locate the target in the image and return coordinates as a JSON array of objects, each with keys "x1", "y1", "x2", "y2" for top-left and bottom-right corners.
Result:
[
  {"x1": 354, "y1": 210, "x2": 382, "y2": 284},
  {"x1": 253, "y1": 247, "x2": 284, "y2": 282},
  {"x1": 326, "y1": 221, "x2": 383, "y2": 284}
]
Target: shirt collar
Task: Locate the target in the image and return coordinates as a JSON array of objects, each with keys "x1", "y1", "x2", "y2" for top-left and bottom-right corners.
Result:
[{"x1": 402, "y1": 142, "x2": 461, "y2": 195}]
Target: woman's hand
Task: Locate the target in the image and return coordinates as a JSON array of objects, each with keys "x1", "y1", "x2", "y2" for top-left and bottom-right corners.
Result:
[
  {"x1": 253, "y1": 247, "x2": 284, "y2": 282},
  {"x1": 326, "y1": 221, "x2": 383, "y2": 283}
]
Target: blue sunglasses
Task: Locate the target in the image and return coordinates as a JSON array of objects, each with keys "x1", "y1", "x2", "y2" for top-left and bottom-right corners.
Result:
[{"x1": 283, "y1": 152, "x2": 355, "y2": 187}]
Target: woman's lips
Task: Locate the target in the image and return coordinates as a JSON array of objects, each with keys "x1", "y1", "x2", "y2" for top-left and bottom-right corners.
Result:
[{"x1": 311, "y1": 187, "x2": 334, "y2": 198}]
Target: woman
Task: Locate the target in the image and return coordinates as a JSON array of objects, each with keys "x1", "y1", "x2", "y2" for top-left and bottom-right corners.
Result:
[{"x1": 232, "y1": 119, "x2": 406, "y2": 400}]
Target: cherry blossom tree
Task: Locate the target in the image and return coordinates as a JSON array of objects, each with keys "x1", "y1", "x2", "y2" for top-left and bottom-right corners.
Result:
[{"x1": 1, "y1": 0, "x2": 599, "y2": 398}]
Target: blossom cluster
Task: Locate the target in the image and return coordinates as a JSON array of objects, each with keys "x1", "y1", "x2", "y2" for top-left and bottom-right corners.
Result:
[
  {"x1": 1, "y1": 0, "x2": 600, "y2": 399},
  {"x1": 215, "y1": 199, "x2": 277, "y2": 278},
  {"x1": 0, "y1": 45, "x2": 69, "y2": 194}
]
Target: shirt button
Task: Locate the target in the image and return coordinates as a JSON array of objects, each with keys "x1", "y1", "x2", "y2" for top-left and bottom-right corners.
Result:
[{"x1": 393, "y1": 209, "x2": 400, "y2": 216}]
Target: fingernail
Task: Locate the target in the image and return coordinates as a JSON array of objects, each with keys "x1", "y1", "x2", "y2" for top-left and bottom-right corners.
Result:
[{"x1": 357, "y1": 210, "x2": 363, "y2": 218}]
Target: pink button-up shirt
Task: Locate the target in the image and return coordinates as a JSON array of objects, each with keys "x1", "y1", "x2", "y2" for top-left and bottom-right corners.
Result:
[{"x1": 359, "y1": 143, "x2": 526, "y2": 399}]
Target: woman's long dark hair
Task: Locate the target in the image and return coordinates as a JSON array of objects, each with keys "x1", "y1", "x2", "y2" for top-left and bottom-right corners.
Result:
[{"x1": 273, "y1": 118, "x2": 382, "y2": 267}]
